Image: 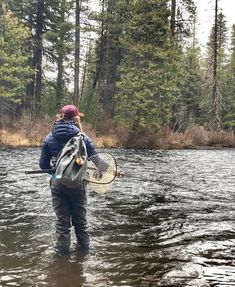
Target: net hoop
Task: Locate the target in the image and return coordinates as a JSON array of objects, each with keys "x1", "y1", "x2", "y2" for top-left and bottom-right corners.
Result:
[{"x1": 85, "y1": 152, "x2": 117, "y2": 185}]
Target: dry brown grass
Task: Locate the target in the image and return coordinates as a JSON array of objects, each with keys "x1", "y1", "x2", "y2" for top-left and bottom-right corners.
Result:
[
  {"x1": 0, "y1": 129, "x2": 31, "y2": 146},
  {"x1": 94, "y1": 135, "x2": 118, "y2": 148},
  {"x1": 0, "y1": 128, "x2": 45, "y2": 147},
  {"x1": 1, "y1": 120, "x2": 234, "y2": 149},
  {"x1": 0, "y1": 117, "x2": 51, "y2": 147},
  {"x1": 112, "y1": 126, "x2": 235, "y2": 149},
  {"x1": 82, "y1": 124, "x2": 118, "y2": 148},
  {"x1": 0, "y1": 119, "x2": 119, "y2": 148}
]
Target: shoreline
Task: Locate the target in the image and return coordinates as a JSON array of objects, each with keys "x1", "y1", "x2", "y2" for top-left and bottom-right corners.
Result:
[
  {"x1": 1, "y1": 145, "x2": 234, "y2": 151},
  {"x1": 1, "y1": 127, "x2": 235, "y2": 150}
]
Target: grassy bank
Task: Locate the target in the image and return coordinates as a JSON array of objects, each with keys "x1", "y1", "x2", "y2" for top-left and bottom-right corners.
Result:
[
  {"x1": 0, "y1": 120, "x2": 235, "y2": 149},
  {"x1": 0, "y1": 119, "x2": 119, "y2": 148}
]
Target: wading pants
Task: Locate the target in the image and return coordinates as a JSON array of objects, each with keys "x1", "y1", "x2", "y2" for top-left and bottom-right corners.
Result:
[{"x1": 50, "y1": 181, "x2": 90, "y2": 254}]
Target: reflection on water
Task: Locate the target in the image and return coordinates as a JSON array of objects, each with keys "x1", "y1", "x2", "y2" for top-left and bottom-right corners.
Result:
[{"x1": 1, "y1": 147, "x2": 235, "y2": 286}]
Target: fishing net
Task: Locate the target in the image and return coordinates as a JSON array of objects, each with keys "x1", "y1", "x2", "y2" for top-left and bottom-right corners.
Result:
[
  {"x1": 25, "y1": 151, "x2": 118, "y2": 194},
  {"x1": 85, "y1": 153, "x2": 117, "y2": 193}
]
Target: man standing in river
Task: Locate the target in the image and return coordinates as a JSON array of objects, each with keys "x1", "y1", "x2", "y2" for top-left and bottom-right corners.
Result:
[{"x1": 39, "y1": 104, "x2": 98, "y2": 255}]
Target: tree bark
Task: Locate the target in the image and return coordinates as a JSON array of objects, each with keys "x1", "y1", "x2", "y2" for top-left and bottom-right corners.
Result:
[
  {"x1": 211, "y1": 0, "x2": 220, "y2": 131},
  {"x1": 170, "y1": 0, "x2": 176, "y2": 37},
  {"x1": 94, "y1": 0, "x2": 105, "y2": 131},
  {"x1": 56, "y1": 52, "x2": 64, "y2": 109},
  {"x1": 80, "y1": 41, "x2": 91, "y2": 104},
  {"x1": 73, "y1": 0, "x2": 81, "y2": 107},
  {"x1": 92, "y1": 0, "x2": 105, "y2": 91},
  {"x1": 34, "y1": 0, "x2": 44, "y2": 117},
  {"x1": 56, "y1": 0, "x2": 66, "y2": 109}
]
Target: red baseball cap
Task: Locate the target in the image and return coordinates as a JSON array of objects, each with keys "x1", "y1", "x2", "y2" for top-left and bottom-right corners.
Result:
[{"x1": 60, "y1": 105, "x2": 84, "y2": 118}]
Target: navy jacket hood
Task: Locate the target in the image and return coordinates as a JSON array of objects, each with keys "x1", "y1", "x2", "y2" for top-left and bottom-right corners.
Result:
[
  {"x1": 52, "y1": 120, "x2": 79, "y2": 140},
  {"x1": 39, "y1": 120, "x2": 97, "y2": 170}
]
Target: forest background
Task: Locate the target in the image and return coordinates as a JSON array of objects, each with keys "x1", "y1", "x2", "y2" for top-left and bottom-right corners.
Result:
[{"x1": 0, "y1": 0, "x2": 235, "y2": 149}]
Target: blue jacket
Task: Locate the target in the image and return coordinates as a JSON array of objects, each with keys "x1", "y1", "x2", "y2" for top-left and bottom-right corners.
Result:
[{"x1": 39, "y1": 120, "x2": 97, "y2": 169}]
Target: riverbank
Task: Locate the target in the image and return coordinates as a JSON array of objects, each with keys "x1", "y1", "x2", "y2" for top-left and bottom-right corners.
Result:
[
  {"x1": 0, "y1": 128, "x2": 118, "y2": 149},
  {"x1": 0, "y1": 119, "x2": 119, "y2": 148},
  {"x1": 0, "y1": 123, "x2": 234, "y2": 149}
]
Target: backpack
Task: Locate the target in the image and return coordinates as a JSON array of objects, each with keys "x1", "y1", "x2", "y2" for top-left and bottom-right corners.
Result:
[{"x1": 54, "y1": 133, "x2": 88, "y2": 189}]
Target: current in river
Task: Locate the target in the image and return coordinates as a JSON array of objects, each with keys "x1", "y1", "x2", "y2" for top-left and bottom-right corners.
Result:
[{"x1": 1, "y1": 147, "x2": 235, "y2": 287}]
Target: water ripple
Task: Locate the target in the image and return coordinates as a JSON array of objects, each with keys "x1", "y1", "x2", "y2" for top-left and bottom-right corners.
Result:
[{"x1": 1, "y1": 148, "x2": 235, "y2": 286}]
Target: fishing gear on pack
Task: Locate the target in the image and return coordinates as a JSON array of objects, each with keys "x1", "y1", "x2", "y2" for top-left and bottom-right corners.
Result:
[{"x1": 25, "y1": 133, "x2": 119, "y2": 187}]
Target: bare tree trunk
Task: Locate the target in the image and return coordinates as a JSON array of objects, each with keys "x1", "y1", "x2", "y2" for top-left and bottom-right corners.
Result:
[
  {"x1": 56, "y1": 51, "x2": 64, "y2": 108},
  {"x1": 80, "y1": 41, "x2": 91, "y2": 103},
  {"x1": 92, "y1": 0, "x2": 105, "y2": 90},
  {"x1": 94, "y1": 0, "x2": 105, "y2": 131},
  {"x1": 170, "y1": 0, "x2": 176, "y2": 37},
  {"x1": 34, "y1": 0, "x2": 44, "y2": 117},
  {"x1": 73, "y1": 0, "x2": 82, "y2": 107},
  {"x1": 211, "y1": 0, "x2": 220, "y2": 131},
  {"x1": 56, "y1": 0, "x2": 65, "y2": 109},
  {"x1": 192, "y1": 15, "x2": 196, "y2": 50},
  {"x1": 22, "y1": 11, "x2": 35, "y2": 116}
]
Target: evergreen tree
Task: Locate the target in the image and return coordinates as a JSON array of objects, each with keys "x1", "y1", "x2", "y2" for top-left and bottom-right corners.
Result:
[
  {"x1": 45, "y1": 0, "x2": 74, "y2": 110},
  {"x1": 0, "y1": 7, "x2": 33, "y2": 107},
  {"x1": 95, "y1": 0, "x2": 129, "y2": 120},
  {"x1": 222, "y1": 24, "x2": 235, "y2": 129},
  {"x1": 171, "y1": 0, "x2": 196, "y2": 42},
  {"x1": 80, "y1": 44, "x2": 99, "y2": 125},
  {"x1": 203, "y1": 12, "x2": 228, "y2": 129},
  {"x1": 170, "y1": 0, "x2": 199, "y2": 131},
  {"x1": 174, "y1": 45, "x2": 203, "y2": 130},
  {"x1": 2, "y1": 0, "x2": 35, "y2": 114},
  {"x1": 115, "y1": 0, "x2": 177, "y2": 132},
  {"x1": 72, "y1": 0, "x2": 92, "y2": 107},
  {"x1": 33, "y1": 0, "x2": 45, "y2": 116},
  {"x1": 81, "y1": 0, "x2": 130, "y2": 129}
]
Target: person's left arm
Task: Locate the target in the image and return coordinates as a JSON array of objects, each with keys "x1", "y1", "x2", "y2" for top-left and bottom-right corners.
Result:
[
  {"x1": 39, "y1": 135, "x2": 52, "y2": 170},
  {"x1": 83, "y1": 134, "x2": 97, "y2": 158}
]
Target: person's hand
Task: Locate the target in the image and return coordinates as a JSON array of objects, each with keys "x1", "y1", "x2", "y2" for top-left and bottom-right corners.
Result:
[
  {"x1": 93, "y1": 170, "x2": 103, "y2": 180},
  {"x1": 114, "y1": 170, "x2": 124, "y2": 177}
]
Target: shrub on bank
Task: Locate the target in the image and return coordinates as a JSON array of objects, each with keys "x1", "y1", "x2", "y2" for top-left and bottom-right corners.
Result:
[{"x1": 114, "y1": 126, "x2": 235, "y2": 149}]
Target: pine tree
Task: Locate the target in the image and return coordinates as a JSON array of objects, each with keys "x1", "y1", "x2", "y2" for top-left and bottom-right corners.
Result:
[
  {"x1": 115, "y1": 0, "x2": 177, "y2": 132},
  {"x1": 81, "y1": 0, "x2": 130, "y2": 129},
  {"x1": 33, "y1": 0, "x2": 45, "y2": 116},
  {"x1": 3, "y1": 0, "x2": 47, "y2": 116},
  {"x1": 203, "y1": 11, "x2": 228, "y2": 130},
  {"x1": 96, "y1": 0, "x2": 129, "y2": 120},
  {"x1": 171, "y1": 0, "x2": 196, "y2": 42},
  {"x1": 174, "y1": 45, "x2": 203, "y2": 130},
  {"x1": 45, "y1": 0, "x2": 74, "y2": 109},
  {"x1": 222, "y1": 24, "x2": 235, "y2": 129},
  {"x1": 0, "y1": 7, "x2": 33, "y2": 107},
  {"x1": 2, "y1": 1, "x2": 35, "y2": 114}
]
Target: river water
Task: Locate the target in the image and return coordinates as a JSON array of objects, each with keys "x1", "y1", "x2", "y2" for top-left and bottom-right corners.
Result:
[{"x1": 1, "y1": 147, "x2": 235, "y2": 287}]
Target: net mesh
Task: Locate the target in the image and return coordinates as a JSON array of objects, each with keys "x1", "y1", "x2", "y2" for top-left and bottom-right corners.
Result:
[{"x1": 85, "y1": 153, "x2": 117, "y2": 193}]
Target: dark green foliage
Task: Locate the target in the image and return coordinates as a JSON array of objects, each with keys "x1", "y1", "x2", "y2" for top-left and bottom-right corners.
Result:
[
  {"x1": 174, "y1": 46, "x2": 203, "y2": 131},
  {"x1": 175, "y1": 0, "x2": 196, "y2": 42},
  {"x1": 115, "y1": 0, "x2": 177, "y2": 131},
  {"x1": 1, "y1": 0, "x2": 235, "y2": 138},
  {"x1": 80, "y1": 0, "x2": 130, "y2": 129},
  {"x1": 203, "y1": 12, "x2": 228, "y2": 129},
  {"x1": 222, "y1": 24, "x2": 235, "y2": 129},
  {"x1": 0, "y1": 7, "x2": 33, "y2": 104},
  {"x1": 45, "y1": 0, "x2": 74, "y2": 109}
]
